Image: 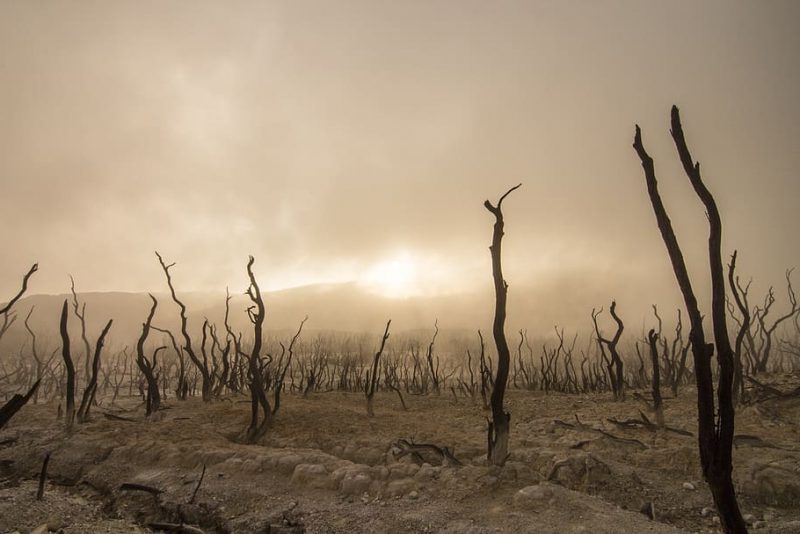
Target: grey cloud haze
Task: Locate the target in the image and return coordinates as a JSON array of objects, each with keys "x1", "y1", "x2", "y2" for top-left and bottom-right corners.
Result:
[{"x1": 1, "y1": 1, "x2": 799, "y2": 332}]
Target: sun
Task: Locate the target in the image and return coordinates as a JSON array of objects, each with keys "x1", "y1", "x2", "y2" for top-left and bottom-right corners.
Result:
[{"x1": 362, "y1": 253, "x2": 417, "y2": 298}]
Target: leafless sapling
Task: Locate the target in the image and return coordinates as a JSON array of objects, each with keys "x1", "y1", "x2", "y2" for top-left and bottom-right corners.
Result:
[
  {"x1": 77, "y1": 318, "x2": 113, "y2": 423},
  {"x1": 156, "y1": 252, "x2": 212, "y2": 401},
  {"x1": 69, "y1": 276, "x2": 93, "y2": 390},
  {"x1": 365, "y1": 320, "x2": 391, "y2": 417},
  {"x1": 136, "y1": 295, "x2": 162, "y2": 417},
  {"x1": 727, "y1": 251, "x2": 751, "y2": 403},
  {"x1": 425, "y1": 319, "x2": 440, "y2": 394},
  {"x1": 273, "y1": 316, "x2": 308, "y2": 415},
  {"x1": 753, "y1": 270, "x2": 797, "y2": 374},
  {"x1": 647, "y1": 328, "x2": 664, "y2": 427},
  {"x1": 592, "y1": 301, "x2": 626, "y2": 400}
]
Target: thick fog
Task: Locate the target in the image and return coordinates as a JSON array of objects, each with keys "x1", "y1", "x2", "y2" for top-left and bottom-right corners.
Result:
[{"x1": 2, "y1": 1, "x2": 799, "y2": 333}]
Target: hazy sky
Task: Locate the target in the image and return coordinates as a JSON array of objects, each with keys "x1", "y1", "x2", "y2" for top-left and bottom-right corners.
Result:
[{"x1": 2, "y1": 1, "x2": 799, "y2": 326}]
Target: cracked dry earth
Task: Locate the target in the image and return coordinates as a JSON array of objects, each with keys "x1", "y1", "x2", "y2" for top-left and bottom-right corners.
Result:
[{"x1": 1, "y1": 378, "x2": 799, "y2": 534}]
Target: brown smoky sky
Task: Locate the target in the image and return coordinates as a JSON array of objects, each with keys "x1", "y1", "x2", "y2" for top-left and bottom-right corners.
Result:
[{"x1": 1, "y1": 1, "x2": 799, "y2": 330}]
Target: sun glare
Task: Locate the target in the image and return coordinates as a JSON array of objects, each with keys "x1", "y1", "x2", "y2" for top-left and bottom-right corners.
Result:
[{"x1": 362, "y1": 253, "x2": 417, "y2": 298}]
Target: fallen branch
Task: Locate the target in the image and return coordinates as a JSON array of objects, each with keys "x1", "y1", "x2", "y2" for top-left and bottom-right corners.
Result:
[
  {"x1": 745, "y1": 376, "x2": 800, "y2": 403},
  {"x1": 392, "y1": 438, "x2": 462, "y2": 466},
  {"x1": 148, "y1": 523, "x2": 205, "y2": 534},
  {"x1": 119, "y1": 483, "x2": 163, "y2": 496},
  {"x1": 554, "y1": 414, "x2": 648, "y2": 449},
  {"x1": 734, "y1": 434, "x2": 796, "y2": 451},
  {"x1": 596, "y1": 429, "x2": 648, "y2": 450},
  {"x1": 103, "y1": 412, "x2": 137, "y2": 422}
]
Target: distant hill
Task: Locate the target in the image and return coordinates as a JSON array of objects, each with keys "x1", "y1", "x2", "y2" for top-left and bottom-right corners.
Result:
[
  {"x1": 0, "y1": 277, "x2": 675, "y2": 354},
  {"x1": 0, "y1": 284, "x2": 489, "y2": 352}
]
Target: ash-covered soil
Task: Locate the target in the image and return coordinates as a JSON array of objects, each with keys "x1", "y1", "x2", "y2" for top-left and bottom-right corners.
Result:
[{"x1": 1, "y1": 378, "x2": 799, "y2": 533}]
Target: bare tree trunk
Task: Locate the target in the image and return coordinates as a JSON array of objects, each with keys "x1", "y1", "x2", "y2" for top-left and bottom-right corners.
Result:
[
  {"x1": 69, "y1": 276, "x2": 92, "y2": 393},
  {"x1": 484, "y1": 184, "x2": 521, "y2": 466},
  {"x1": 156, "y1": 252, "x2": 212, "y2": 401},
  {"x1": 647, "y1": 329, "x2": 664, "y2": 427},
  {"x1": 244, "y1": 256, "x2": 272, "y2": 442},
  {"x1": 633, "y1": 106, "x2": 745, "y2": 533},
  {"x1": 426, "y1": 320, "x2": 440, "y2": 395},
  {"x1": 273, "y1": 316, "x2": 307, "y2": 415},
  {"x1": 728, "y1": 252, "x2": 749, "y2": 404},
  {"x1": 59, "y1": 301, "x2": 76, "y2": 430},
  {"x1": 592, "y1": 303, "x2": 625, "y2": 400},
  {"x1": 23, "y1": 307, "x2": 44, "y2": 404},
  {"x1": 77, "y1": 319, "x2": 113, "y2": 423},
  {"x1": 0, "y1": 380, "x2": 40, "y2": 430},
  {"x1": 136, "y1": 295, "x2": 162, "y2": 418},
  {"x1": 0, "y1": 263, "x2": 38, "y2": 319},
  {"x1": 365, "y1": 321, "x2": 391, "y2": 417}
]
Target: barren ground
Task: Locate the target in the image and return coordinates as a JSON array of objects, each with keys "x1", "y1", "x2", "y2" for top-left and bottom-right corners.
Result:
[{"x1": 1, "y1": 377, "x2": 799, "y2": 534}]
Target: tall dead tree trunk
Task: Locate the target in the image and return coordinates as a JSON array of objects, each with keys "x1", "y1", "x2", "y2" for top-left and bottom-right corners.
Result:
[
  {"x1": 647, "y1": 328, "x2": 664, "y2": 427},
  {"x1": 77, "y1": 319, "x2": 113, "y2": 423},
  {"x1": 136, "y1": 295, "x2": 162, "y2": 417},
  {"x1": 365, "y1": 320, "x2": 391, "y2": 417},
  {"x1": 59, "y1": 300, "x2": 76, "y2": 430},
  {"x1": 484, "y1": 183, "x2": 521, "y2": 466},
  {"x1": 244, "y1": 256, "x2": 272, "y2": 442},
  {"x1": 633, "y1": 105, "x2": 746, "y2": 533}
]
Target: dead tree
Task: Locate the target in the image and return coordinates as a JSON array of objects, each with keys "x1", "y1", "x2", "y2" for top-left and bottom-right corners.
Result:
[
  {"x1": 670, "y1": 309, "x2": 691, "y2": 396},
  {"x1": 753, "y1": 270, "x2": 797, "y2": 374},
  {"x1": 69, "y1": 276, "x2": 92, "y2": 390},
  {"x1": 0, "y1": 263, "x2": 38, "y2": 324},
  {"x1": 59, "y1": 300, "x2": 76, "y2": 429},
  {"x1": 151, "y1": 325, "x2": 187, "y2": 400},
  {"x1": 633, "y1": 105, "x2": 746, "y2": 533},
  {"x1": 136, "y1": 295, "x2": 162, "y2": 417},
  {"x1": 0, "y1": 379, "x2": 40, "y2": 430},
  {"x1": 365, "y1": 320, "x2": 391, "y2": 417},
  {"x1": 728, "y1": 251, "x2": 750, "y2": 403},
  {"x1": 0, "y1": 264, "x2": 38, "y2": 377},
  {"x1": 76, "y1": 319, "x2": 113, "y2": 423},
  {"x1": 592, "y1": 302, "x2": 626, "y2": 400},
  {"x1": 244, "y1": 256, "x2": 272, "y2": 442},
  {"x1": 23, "y1": 307, "x2": 45, "y2": 404},
  {"x1": 647, "y1": 328, "x2": 664, "y2": 427},
  {"x1": 156, "y1": 252, "x2": 212, "y2": 401},
  {"x1": 425, "y1": 320, "x2": 440, "y2": 394},
  {"x1": 273, "y1": 316, "x2": 308, "y2": 415},
  {"x1": 484, "y1": 184, "x2": 521, "y2": 466}
]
